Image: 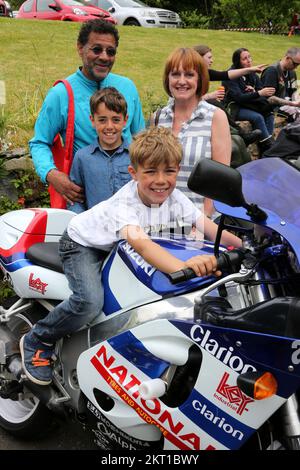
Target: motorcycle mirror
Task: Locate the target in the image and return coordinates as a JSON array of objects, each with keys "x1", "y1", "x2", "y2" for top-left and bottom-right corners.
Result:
[{"x1": 188, "y1": 159, "x2": 247, "y2": 208}]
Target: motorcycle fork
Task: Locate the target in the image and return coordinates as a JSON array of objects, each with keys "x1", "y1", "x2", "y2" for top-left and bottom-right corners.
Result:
[{"x1": 279, "y1": 394, "x2": 300, "y2": 447}]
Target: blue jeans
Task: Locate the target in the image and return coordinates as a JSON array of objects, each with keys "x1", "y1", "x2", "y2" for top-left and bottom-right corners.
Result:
[
  {"x1": 29, "y1": 231, "x2": 107, "y2": 345},
  {"x1": 237, "y1": 108, "x2": 274, "y2": 140}
]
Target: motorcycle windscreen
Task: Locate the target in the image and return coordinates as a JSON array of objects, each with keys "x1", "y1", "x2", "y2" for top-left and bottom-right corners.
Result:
[{"x1": 215, "y1": 158, "x2": 300, "y2": 262}]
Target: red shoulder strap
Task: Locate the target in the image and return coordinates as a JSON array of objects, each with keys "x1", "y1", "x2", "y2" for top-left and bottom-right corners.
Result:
[{"x1": 53, "y1": 79, "x2": 75, "y2": 173}]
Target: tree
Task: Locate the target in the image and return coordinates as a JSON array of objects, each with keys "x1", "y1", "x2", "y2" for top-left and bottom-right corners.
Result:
[{"x1": 212, "y1": 0, "x2": 300, "y2": 29}]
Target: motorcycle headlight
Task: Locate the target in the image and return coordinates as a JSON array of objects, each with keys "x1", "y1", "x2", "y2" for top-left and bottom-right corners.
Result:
[{"x1": 72, "y1": 8, "x2": 88, "y2": 15}]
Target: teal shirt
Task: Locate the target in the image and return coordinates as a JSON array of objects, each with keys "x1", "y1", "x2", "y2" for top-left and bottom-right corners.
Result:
[{"x1": 29, "y1": 69, "x2": 145, "y2": 183}]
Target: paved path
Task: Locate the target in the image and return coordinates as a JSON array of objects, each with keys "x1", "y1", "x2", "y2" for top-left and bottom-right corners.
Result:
[{"x1": 0, "y1": 419, "x2": 93, "y2": 450}]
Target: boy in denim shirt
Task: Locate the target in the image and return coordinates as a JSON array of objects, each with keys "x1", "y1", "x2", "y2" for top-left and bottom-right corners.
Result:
[{"x1": 69, "y1": 87, "x2": 131, "y2": 213}]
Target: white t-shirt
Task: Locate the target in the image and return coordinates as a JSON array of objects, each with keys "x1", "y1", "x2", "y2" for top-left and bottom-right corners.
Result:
[{"x1": 67, "y1": 180, "x2": 202, "y2": 251}]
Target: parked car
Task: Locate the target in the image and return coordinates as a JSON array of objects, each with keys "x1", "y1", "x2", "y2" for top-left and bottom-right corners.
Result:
[
  {"x1": 0, "y1": 0, "x2": 13, "y2": 17},
  {"x1": 16, "y1": 0, "x2": 117, "y2": 23},
  {"x1": 85, "y1": 0, "x2": 182, "y2": 28}
]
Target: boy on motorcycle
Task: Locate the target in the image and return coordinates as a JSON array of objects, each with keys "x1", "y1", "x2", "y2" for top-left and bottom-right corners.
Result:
[{"x1": 20, "y1": 127, "x2": 241, "y2": 386}]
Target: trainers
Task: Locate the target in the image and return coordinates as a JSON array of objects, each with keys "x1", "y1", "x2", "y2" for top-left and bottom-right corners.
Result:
[
  {"x1": 240, "y1": 129, "x2": 263, "y2": 146},
  {"x1": 19, "y1": 334, "x2": 54, "y2": 386}
]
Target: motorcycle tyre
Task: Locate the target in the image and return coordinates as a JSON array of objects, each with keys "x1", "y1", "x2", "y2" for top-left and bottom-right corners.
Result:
[{"x1": 0, "y1": 299, "x2": 53, "y2": 438}]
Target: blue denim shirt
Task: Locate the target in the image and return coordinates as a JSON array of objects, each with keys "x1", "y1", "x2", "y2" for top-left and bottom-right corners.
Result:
[{"x1": 68, "y1": 138, "x2": 131, "y2": 214}]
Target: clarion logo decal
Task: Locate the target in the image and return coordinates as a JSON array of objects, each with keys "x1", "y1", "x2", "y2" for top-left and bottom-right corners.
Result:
[
  {"x1": 28, "y1": 272, "x2": 48, "y2": 295},
  {"x1": 91, "y1": 344, "x2": 216, "y2": 451},
  {"x1": 214, "y1": 372, "x2": 254, "y2": 416},
  {"x1": 190, "y1": 324, "x2": 256, "y2": 374},
  {"x1": 121, "y1": 242, "x2": 156, "y2": 276},
  {"x1": 192, "y1": 400, "x2": 244, "y2": 440}
]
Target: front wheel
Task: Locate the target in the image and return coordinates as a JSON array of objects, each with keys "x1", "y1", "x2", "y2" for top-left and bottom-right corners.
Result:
[
  {"x1": 0, "y1": 304, "x2": 53, "y2": 438},
  {"x1": 124, "y1": 18, "x2": 140, "y2": 26}
]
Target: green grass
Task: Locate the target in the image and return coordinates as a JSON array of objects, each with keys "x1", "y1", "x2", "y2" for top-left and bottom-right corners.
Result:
[{"x1": 1, "y1": 17, "x2": 300, "y2": 147}]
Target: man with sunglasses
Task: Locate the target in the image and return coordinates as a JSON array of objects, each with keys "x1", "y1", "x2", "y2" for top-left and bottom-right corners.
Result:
[
  {"x1": 30, "y1": 19, "x2": 145, "y2": 206},
  {"x1": 261, "y1": 47, "x2": 300, "y2": 114}
]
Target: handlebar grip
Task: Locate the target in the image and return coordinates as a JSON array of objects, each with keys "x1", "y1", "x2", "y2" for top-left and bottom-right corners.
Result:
[
  {"x1": 168, "y1": 268, "x2": 195, "y2": 284},
  {"x1": 169, "y1": 249, "x2": 247, "y2": 284}
]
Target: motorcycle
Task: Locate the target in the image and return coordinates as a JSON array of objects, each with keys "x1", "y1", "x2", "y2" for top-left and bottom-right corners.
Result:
[{"x1": 0, "y1": 157, "x2": 300, "y2": 451}]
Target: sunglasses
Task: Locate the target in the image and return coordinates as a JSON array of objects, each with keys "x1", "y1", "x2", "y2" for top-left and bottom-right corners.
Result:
[
  {"x1": 88, "y1": 45, "x2": 117, "y2": 57},
  {"x1": 290, "y1": 57, "x2": 300, "y2": 67}
]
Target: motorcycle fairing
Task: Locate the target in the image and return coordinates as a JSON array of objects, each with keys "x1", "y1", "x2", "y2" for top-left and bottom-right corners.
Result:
[
  {"x1": 101, "y1": 238, "x2": 216, "y2": 316},
  {"x1": 108, "y1": 330, "x2": 169, "y2": 378},
  {"x1": 78, "y1": 319, "x2": 230, "y2": 450},
  {"x1": 171, "y1": 320, "x2": 300, "y2": 399},
  {"x1": 0, "y1": 209, "x2": 47, "y2": 272},
  {"x1": 0, "y1": 208, "x2": 74, "y2": 299},
  {"x1": 78, "y1": 319, "x2": 290, "y2": 450}
]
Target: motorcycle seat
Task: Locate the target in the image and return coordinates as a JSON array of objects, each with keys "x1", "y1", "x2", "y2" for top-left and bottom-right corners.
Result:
[{"x1": 27, "y1": 242, "x2": 63, "y2": 273}]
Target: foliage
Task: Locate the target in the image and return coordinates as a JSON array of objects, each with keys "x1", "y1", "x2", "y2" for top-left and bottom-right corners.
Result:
[
  {"x1": 212, "y1": 0, "x2": 300, "y2": 29},
  {"x1": 0, "y1": 109, "x2": 6, "y2": 139},
  {"x1": 0, "y1": 274, "x2": 14, "y2": 303},
  {"x1": 9, "y1": 0, "x2": 23, "y2": 10},
  {"x1": 180, "y1": 10, "x2": 210, "y2": 29},
  {"x1": 0, "y1": 169, "x2": 50, "y2": 216},
  {"x1": 143, "y1": 0, "x2": 214, "y2": 15}
]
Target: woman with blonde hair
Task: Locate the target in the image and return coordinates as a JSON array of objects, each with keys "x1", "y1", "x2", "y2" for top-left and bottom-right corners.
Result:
[{"x1": 154, "y1": 47, "x2": 231, "y2": 217}]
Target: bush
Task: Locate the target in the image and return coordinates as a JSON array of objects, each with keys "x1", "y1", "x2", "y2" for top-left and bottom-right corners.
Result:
[
  {"x1": 180, "y1": 9, "x2": 210, "y2": 29},
  {"x1": 9, "y1": 0, "x2": 23, "y2": 10}
]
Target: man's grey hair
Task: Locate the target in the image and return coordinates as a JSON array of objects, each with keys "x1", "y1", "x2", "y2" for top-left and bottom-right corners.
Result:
[{"x1": 286, "y1": 47, "x2": 300, "y2": 57}]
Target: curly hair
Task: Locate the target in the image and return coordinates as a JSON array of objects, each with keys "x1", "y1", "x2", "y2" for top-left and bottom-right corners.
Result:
[{"x1": 77, "y1": 19, "x2": 119, "y2": 47}]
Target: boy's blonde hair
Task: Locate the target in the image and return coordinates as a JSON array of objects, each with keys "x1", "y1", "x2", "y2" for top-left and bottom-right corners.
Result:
[
  {"x1": 129, "y1": 127, "x2": 182, "y2": 170},
  {"x1": 90, "y1": 86, "x2": 127, "y2": 117}
]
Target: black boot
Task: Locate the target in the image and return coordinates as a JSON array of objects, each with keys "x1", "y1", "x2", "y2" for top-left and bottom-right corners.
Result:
[
  {"x1": 240, "y1": 129, "x2": 263, "y2": 146},
  {"x1": 258, "y1": 136, "x2": 274, "y2": 158}
]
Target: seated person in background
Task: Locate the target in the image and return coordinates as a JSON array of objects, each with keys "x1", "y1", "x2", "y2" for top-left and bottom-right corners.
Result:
[
  {"x1": 261, "y1": 47, "x2": 300, "y2": 121},
  {"x1": 194, "y1": 44, "x2": 265, "y2": 146},
  {"x1": 194, "y1": 44, "x2": 266, "y2": 98},
  {"x1": 223, "y1": 48, "x2": 276, "y2": 154},
  {"x1": 69, "y1": 87, "x2": 131, "y2": 213},
  {"x1": 20, "y1": 126, "x2": 241, "y2": 386}
]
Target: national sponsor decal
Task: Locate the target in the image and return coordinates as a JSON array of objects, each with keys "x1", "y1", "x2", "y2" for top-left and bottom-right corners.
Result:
[
  {"x1": 190, "y1": 324, "x2": 256, "y2": 374},
  {"x1": 90, "y1": 343, "x2": 216, "y2": 450},
  {"x1": 214, "y1": 372, "x2": 254, "y2": 416},
  {"x1": 28, "y1": 272, "x2": 48, "y2": 295}
]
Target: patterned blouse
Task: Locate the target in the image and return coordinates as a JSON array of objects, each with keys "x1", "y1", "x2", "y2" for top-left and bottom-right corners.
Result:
[{"x1": 156, "y1": 98, "x2": 217, "y2": 207}]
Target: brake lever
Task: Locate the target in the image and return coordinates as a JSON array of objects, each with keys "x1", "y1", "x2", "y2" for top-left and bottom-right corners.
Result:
[{"x1": 194, "y1": 266, "x2": 255, "y2": 306}]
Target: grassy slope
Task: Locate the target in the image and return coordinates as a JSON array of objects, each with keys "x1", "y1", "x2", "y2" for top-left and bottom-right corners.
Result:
[{"x1": 1, "y1": 17, "x2": 300, "y2": 146}]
